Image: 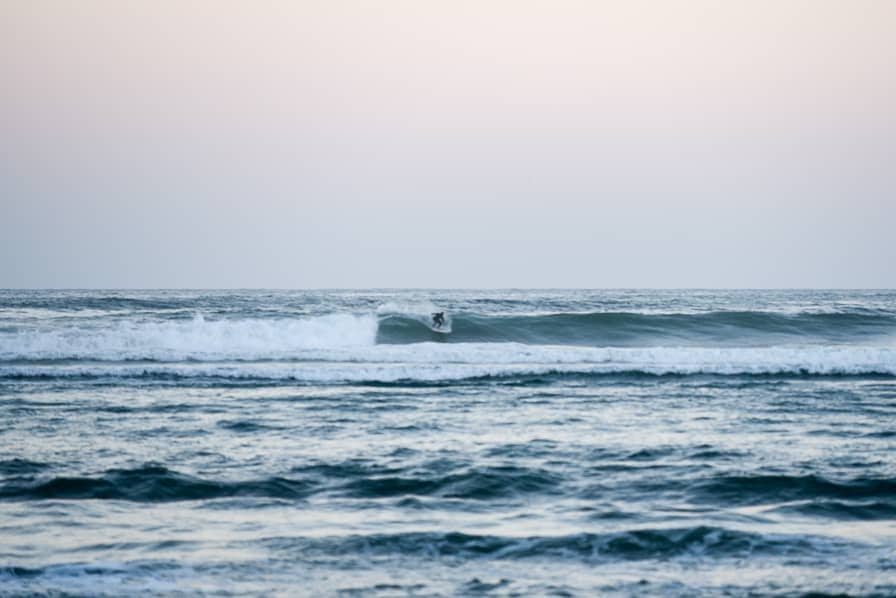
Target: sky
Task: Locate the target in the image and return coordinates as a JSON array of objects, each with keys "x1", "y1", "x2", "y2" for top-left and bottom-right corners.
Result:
[{"x1": 1, "y1": 1, "x2": 894, "y2": 288}]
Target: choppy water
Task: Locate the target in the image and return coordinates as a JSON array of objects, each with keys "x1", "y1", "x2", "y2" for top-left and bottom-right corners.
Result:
[{"x1": 1, "y1": 289, "x2": 895, "y2": 596}]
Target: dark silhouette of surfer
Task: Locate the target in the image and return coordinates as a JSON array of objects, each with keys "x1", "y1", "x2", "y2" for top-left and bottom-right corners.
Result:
[{"x1": 431, "y1": 312, "x2": 445, "y2": 329}]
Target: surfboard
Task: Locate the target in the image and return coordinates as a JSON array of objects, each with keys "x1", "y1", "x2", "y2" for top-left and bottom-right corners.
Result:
[{"x1": 427, "y1": 314, "x2": 451, "y2": 334}]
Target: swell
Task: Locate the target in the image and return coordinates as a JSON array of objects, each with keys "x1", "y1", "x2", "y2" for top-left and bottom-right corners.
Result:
[
  {"x1": 0, "y1": 465, "x2": 313, "y2": 502},
  {"x1": 262, "y1": 527, "x2": 842, "y2": 561},
  {"x1": 692, "y1": 474, "x2": 896, "y2": 505},
  {"x1": 8, "y1": 465, "x2": 896, "y2": 520},
  {"x1": 0, "y1": 464, "x2": 560, "y2": 503},
  {"x1": 685, "y1": 474, "x2": 896, "y2": 521},
  {"x1": 0, "y1": 458, "x2": 52, "y2": 476},
  {"x1": 377, "y1": 311, "x2": 896, "y2": 346}
]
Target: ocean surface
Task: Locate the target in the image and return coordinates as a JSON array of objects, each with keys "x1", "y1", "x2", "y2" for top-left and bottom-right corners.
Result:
[{"x1": 1, "y1": 289, "x2": 895, "y2": 597}]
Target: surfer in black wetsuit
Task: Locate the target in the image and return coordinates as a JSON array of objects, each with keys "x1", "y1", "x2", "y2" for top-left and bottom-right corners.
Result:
[{"x1": 432, "y1": 312, "x2": 445, "y2": 329}]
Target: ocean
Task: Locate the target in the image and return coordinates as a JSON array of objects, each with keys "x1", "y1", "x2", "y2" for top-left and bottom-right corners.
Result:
[{"x1": 1, "y1": 289, "x2": 895, "y2": 596}]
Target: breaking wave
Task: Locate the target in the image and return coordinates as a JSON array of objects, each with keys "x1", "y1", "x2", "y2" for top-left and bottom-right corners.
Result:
[
  {"x1": 0, "y1": 314, "x2": 379, "y2": 361},
  {"x1": 2, "y1": 308, "x2": 895, "y2": 363},
  {"x1": 2, "y1": 306, "x2": 893, "y2": 383}
]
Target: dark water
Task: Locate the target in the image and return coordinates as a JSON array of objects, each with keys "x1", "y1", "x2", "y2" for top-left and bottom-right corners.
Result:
[{"x1": 1, "y1": 289, "x2": 895, "y2": 596}]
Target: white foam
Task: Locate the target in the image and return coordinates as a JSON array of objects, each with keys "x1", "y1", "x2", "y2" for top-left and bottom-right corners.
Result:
[
  {"x1": 0, "y1": 314, "x2": 378, "y2": 361},
  {"x1": 1, "y1": 344, "x2": 893, "y2": 381}
]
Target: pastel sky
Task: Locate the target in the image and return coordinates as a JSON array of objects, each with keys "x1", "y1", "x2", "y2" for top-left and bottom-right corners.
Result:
[{"x1": 2, "y1": 1, "x2": 894, "y2": 288}]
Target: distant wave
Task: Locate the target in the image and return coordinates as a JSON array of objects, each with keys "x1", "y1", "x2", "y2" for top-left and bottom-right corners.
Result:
[
  {"x1": 0, "y1": 294, "x2": 185, "y2": 312},
  {"x1": 2, "y1": 308, "x2": 895, "y2": 363}
]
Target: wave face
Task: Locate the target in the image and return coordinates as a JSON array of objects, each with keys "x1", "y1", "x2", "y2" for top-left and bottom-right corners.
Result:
[
  {"x1": 376, "y1": 310, "x2": 896, "y2": 346},
  {"x1": 3, "y1": 290, "x2": 896, "y2": 597}
]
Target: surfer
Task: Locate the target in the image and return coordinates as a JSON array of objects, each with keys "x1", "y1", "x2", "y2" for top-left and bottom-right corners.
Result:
[{"x1": 432, "y1": 312, "x2": 445, "y2": 329}]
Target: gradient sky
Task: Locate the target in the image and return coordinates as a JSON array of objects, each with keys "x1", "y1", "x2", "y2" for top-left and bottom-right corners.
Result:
[{"x1": 2, "y1": 1, "x2": 894, "y2": 288}]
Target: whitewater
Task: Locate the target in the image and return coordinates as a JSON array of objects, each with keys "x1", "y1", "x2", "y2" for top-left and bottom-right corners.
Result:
[{"x1": 1, "y1": 289, "x2": 895, "y2": 596}]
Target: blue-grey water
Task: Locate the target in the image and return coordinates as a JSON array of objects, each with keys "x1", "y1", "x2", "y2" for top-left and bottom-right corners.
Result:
[{"x1": 1, "y1": 289, "x2": 895, "y2": 596}]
